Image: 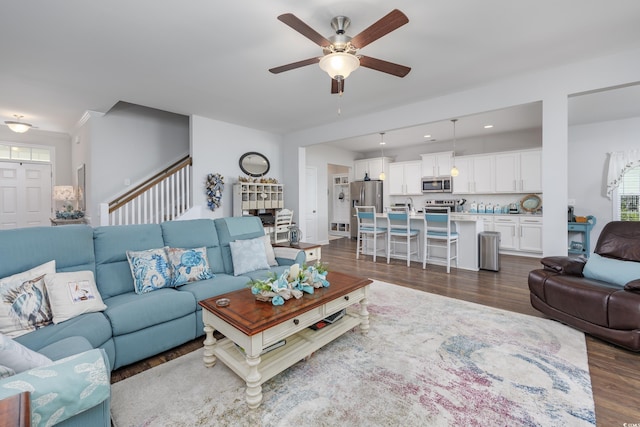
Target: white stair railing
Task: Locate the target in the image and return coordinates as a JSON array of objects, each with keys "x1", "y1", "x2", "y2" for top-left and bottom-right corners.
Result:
[{"x1": 100, "y1": 156, "x2": 192, "y2": 226}]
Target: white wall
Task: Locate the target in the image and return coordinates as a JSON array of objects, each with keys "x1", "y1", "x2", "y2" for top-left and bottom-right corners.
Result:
[
  {"x1": 80, "y1": 103, "x2": 189, "y2": 222},
  {"x1": 305, "y1": 144, "x2": 359, "y2": 243},
  {"x1": 190, "y1": 115, "x2": 284, "y2": 219},
  {"x1": 568, "y1": 116, "x2": 640, "y2": 246}
]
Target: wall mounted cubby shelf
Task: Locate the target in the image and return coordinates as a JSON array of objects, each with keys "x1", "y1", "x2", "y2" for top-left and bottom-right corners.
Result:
[{"x1": 330, "y1": 174, "x2": 350, "y2": 237}]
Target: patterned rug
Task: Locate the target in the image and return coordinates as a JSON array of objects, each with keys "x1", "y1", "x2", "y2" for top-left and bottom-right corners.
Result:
[{"x1": 111, "y1": 280, "x2": 595, "y2": 426}]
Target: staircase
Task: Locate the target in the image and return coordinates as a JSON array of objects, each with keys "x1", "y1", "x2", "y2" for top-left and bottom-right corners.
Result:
[{"x1": 99, "y1": 156, "x2": 192, "y2": 226}]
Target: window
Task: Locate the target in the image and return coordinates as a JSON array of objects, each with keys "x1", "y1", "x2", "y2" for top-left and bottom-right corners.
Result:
[
  {"x1": 615, "y1": 166, "x2": 640, "y2": 221},
  {"x1": 0, "y1": 144, "x2": 51, "y2": 162}
]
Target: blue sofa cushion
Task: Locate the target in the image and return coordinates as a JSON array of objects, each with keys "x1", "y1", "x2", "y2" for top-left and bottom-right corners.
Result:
[
  {"x1": 177, "y1": 274, "x2": 249, "y2": 308},
  {"x1": 104, "y1": 288, "x2": 195, "y2": 336},
  {"x1": 14, "y1": 312, "x2": 112, "y2": 352},
  {"x1": 161, "y1": 219, "x2": 226, "y2": 274},
  {"x1": 38, "y1": 336, "x2": 93, "y2": 361},
  {"x1": 94, "y1": 224, "x2": 165, "y2": 298},
  {"x1": 0, "y1": 225, "x2": 95, "y2": 279},
  {"x1": 214, "y1": 217, "x2": 267, "y2": 274}
]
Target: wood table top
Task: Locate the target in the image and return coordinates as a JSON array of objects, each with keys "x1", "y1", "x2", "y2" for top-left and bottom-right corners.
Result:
[{"x1": 199, "y1": 271, "x2": 371, "y2": 336}]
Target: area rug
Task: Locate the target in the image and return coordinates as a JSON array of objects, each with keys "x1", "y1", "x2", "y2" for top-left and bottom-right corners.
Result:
[{"x1": 111, "y1": 280, "x2": 595, "y2": 427}]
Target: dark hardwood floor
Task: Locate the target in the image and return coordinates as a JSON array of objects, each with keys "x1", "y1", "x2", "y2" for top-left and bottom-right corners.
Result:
[{"x1": 112, "y1": 237, "x2": 640, "y2": 426}]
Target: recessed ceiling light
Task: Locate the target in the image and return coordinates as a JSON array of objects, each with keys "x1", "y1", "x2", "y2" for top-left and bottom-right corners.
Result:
[
  {"x1": 423, "y1": 134, "x2": 431, "y2": 138},
  {"x1": 484, "y1": 124, "x2": 494, "y2": 129}
]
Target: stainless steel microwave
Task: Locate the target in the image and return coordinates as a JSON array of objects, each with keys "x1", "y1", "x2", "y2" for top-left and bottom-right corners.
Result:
[{"x1": 422, "y1": 177, "x2": 453, "y2": 193}]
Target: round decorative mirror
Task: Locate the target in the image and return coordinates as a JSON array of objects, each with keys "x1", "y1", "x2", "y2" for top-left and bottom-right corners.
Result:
[{"x1": 239, "y1": 152, "x2": 270, "y2": 177}]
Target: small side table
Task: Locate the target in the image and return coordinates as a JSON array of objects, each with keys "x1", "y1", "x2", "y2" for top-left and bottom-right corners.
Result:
[
  {"x1": 274, "y1": 242, "x2": 322, "y2": 264},
  {"x1": 0, "y1": 391, "x2": 30, "y2": 427},
  {"x1": 568, "y1": 215, "x2": 596, "y2": 257},
  {"x1": 50, "y1": 217, "x2": 87, "y2": 226}
]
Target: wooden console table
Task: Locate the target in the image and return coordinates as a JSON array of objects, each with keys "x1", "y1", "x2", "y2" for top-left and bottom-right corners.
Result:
[
  {"x1": 50, "y1": 217, "x2": 87, "y2": 226},
  {"x1": 0, "y1": 392, "x2": 30, "y2": 427}
]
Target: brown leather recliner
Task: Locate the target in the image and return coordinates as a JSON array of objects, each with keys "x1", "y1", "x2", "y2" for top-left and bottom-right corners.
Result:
[{"x1": 528, "y1": 221, "x2": 640, "y2": 351}]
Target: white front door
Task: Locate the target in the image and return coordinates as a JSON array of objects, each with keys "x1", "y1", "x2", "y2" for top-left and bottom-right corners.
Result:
[
  {"x1": 304, "y1": 166, "x2": 318, "y2": 243},
  {"x1": 0, "y1": 162, "x2": 52, "y2": 229}
]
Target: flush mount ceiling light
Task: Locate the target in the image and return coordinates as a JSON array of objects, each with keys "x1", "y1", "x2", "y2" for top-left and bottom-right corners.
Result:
[
  {"x1": 378, "y1": 132, "x2": 386, "y2": 180},
  {"x1": 450, "y1": 119, "x2": 459, "y2": 177},
  {"x1": 5, "y1": 114, "x2": 33, "y2": 133}
]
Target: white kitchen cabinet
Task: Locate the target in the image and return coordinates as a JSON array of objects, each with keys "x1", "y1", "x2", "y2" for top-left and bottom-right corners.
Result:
[
  {"x1": 421, "y1": 152, "x2": 452, "y2": 177},
  {"x1": 518, "y1": 216, "x2": 543, "y2": 252},
  {"x1": 452, "y1": 155, "x2": 494, "y2": 194},
  {"x1": 389, "y1": 161, "x2": 422, "y2": 195},
  {"x1": 353, "y1": 157, "x2": 391, "y2": 182},
  {"x1": 494, "y1": 149, "x2": 541, "y2": 193},
  {"x1": 493, "y1": 216, "x2": 518, "y2": 250},
  {"x1": 492, "y1": 215, "x2": 542, "y2": 254}
]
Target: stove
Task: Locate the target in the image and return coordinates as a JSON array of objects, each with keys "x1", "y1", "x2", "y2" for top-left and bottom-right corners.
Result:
[{"x1": 424, "y1": 199, "x2": 458, "y2": 212}]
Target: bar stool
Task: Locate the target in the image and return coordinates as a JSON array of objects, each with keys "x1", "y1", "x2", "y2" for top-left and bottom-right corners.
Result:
[
  {"x1": 423, "y1": 209, "x2": 458, "y2": 273},
  {"x1": 355, "y1": 206, "x2": 387, "y2": 262},
  {"x1": 386, "y1": 207, "x2": 419, "y2": 267}
]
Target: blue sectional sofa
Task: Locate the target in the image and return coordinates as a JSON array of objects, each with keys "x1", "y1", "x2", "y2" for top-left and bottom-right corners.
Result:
[{"x1": 0, "y1": 216, "x2": 304, "y2": 426}]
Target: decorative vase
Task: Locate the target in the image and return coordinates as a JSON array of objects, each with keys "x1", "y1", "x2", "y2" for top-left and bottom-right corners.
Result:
[{"x1": 364, "y1": 172, "x2": 371, "y2": 181}]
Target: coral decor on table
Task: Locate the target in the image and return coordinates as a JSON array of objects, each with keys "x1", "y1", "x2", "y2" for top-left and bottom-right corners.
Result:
[{"x1": 249, "y1": 263, "x2": 329, "y2": 306}]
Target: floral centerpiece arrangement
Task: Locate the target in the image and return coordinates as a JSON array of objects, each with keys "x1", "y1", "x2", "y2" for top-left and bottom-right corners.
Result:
[{"x1": 249, "y1": 263, "x2": 329, "y2": 306}]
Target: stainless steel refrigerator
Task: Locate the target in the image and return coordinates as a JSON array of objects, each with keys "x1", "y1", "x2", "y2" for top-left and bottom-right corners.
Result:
[{"x1": 350, "y1": 180, "x2": 384, "y2": 238}]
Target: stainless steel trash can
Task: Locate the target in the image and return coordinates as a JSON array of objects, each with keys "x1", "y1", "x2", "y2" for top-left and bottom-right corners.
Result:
[{"x1": 479, "y1": 231, "x2": 501, "y2": 271}]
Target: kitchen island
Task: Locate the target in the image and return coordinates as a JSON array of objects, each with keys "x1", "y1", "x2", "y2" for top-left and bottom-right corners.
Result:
[{"x1": 368, "y1": 212, "x2": 484, "y2": 271}]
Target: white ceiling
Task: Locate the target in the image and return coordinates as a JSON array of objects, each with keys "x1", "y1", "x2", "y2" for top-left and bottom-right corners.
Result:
[{"x1": 1, "y1": 1, "x2": 640, "y2": 145}]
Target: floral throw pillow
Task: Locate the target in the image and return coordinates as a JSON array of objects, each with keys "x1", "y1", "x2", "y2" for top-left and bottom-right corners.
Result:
[
  {"x1": 166, "y1": 247, "x2": 214, "y2": 286},
  {"x1": 126, "y1": 247, "x2": 173, "y2": 294},
  {"x1": 0, "y1": 261, "x2": 56, "y2": 338}
]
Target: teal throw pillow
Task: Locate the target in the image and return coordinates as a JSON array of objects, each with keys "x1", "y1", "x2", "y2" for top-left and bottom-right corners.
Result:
[
  {"x1": 582, "y1": 253, "x2": 640, "y2": 287},
  {"x1": 229, "y1": 237, "x2": 270, "y2": 276},
  {"x1": 126, "y1": 247, "x2": 173, "y2": 294},
  {"x1": 166, "y1": 247, "x2": 214, "y2": 286}
]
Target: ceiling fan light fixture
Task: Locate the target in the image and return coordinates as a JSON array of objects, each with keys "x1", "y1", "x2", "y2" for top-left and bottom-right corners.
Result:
[
  {"x1": 319, "y1": 52, "x2": 360, "y2": 80},
  {"x1": 4, "y1": 115, "x2": 33, "y2": 133}
]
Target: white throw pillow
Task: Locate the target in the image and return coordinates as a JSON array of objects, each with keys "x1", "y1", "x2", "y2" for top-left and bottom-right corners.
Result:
[
  {"x1": 45, "y1": 271, "x2": 107, "y2": 324},
  {"x1": 229, "y1": 237, "x2": 270, "y2": 276},
  {"x1": 261, "y1": 235, "x2": 278, "y2": 267},
  {"x1": 0, "y1": 260, "x2": 56, "y2": 338},
  {"x1": 0, "y1": 333, "x2": 52, "y2": 374}
]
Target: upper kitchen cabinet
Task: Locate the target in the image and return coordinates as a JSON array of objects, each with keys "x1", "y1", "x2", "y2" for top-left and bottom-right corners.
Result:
[
  {"x1": 494, "y1": 149, "x2": 542, "y2": 193},
  {"x1": 452, "y1": 154, "x2": 494, "y2": 194},
  {"x1": 354, "y1": 157, "x2": 391, "y2": 182},
  {"x1": 389, "y1": 161, "x2": 422, "y2": 195},
  {"x1": 421, "y1": 152, "x2": 453, "y2": 177}
]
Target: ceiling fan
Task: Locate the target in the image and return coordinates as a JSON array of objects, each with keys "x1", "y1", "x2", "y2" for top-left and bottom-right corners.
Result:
[{"x1": 269, "y1": 9, "x2": 411, "y2": 94}]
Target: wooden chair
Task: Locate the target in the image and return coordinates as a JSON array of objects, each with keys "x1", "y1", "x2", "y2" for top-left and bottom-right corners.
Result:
[
  {"x1": 386, "y1": 207, "x2": 420, "y2": 267},
  {"x1": 355, "y1": 206, "x2": 387, "y2": 262},
  {"x1": 272, "y1": 209, "x2": 293, "y2": 244},
  {"x1": 423, "y1": 209, "x2": 458, "y2": 273}
]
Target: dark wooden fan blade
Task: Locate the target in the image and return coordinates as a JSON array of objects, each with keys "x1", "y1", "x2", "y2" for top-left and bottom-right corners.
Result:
[
  {"x1": 359, "y1": 55, "x2": 411, "y2": 77},
  {"x1": 350, "y1": 9, "x2": 409, "y2": 49},
  {"x1": 277, "y1": 13, "x2": 332, "y2": 48},
  {"x1": 331, "y1": 78, "x2": 345, "y2": 94},
  {"x1": 269, "y1": 57, "x2": 321, "y2": 74}
]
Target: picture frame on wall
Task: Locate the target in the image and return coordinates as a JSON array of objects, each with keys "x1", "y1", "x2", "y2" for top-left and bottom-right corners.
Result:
[{"x1": 77, "y1": 164, "x2": 86, "y2": 212}]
